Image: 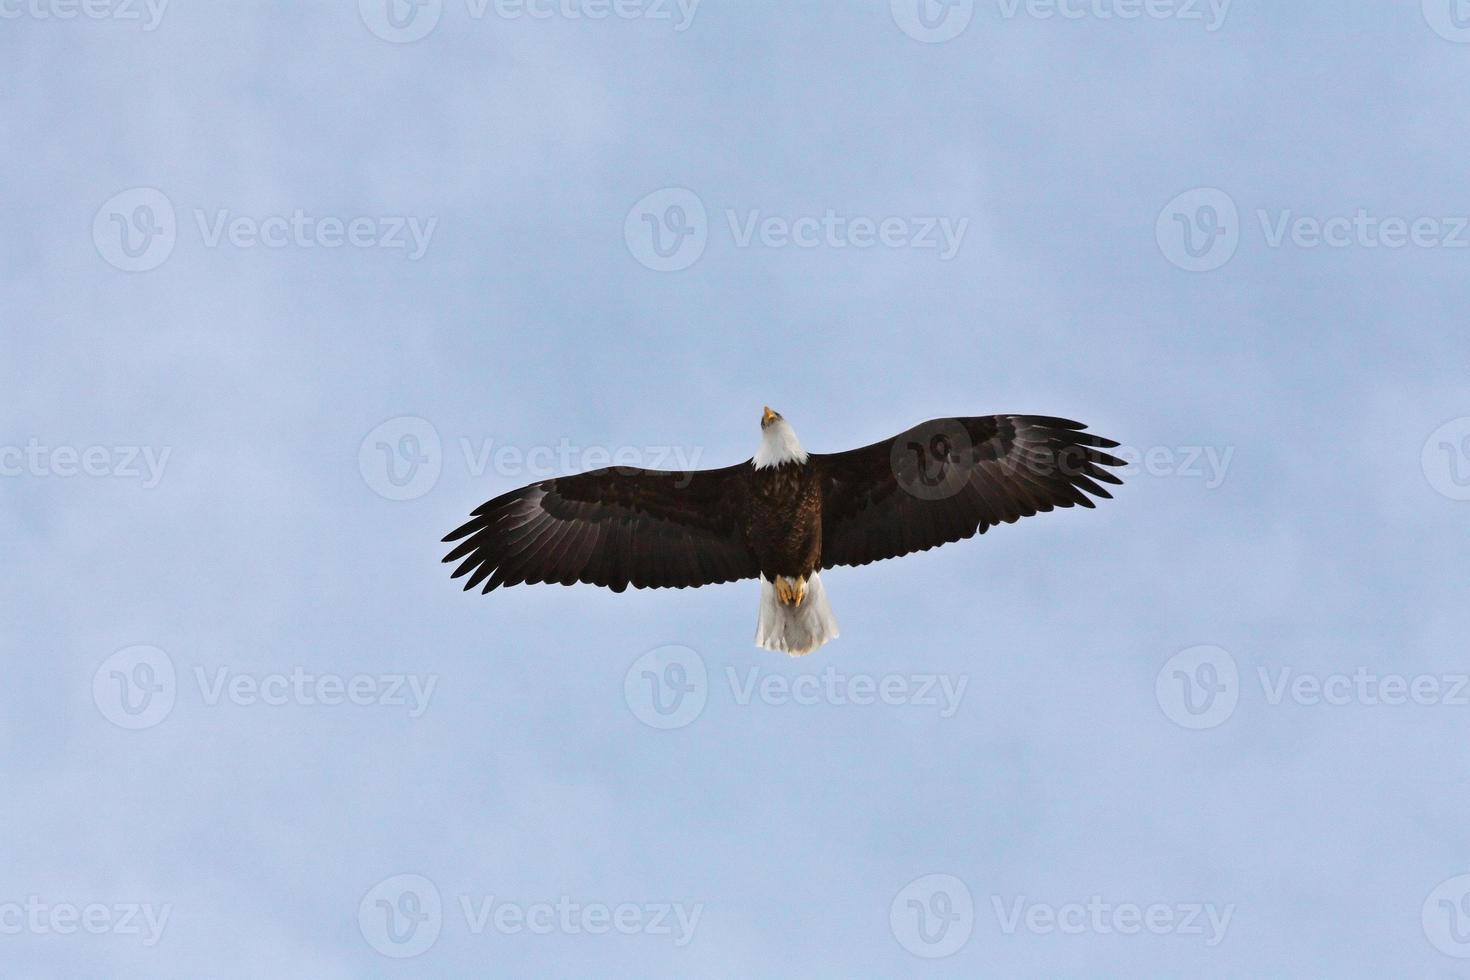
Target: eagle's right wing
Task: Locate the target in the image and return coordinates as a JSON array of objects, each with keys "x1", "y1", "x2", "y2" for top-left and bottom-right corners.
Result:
[
  {"x1": 815, "y1": 416, "x2": 1124, "y2": 570},
  {"x1": 442, "y1": 464, "x2": 759, "y2": 593}
]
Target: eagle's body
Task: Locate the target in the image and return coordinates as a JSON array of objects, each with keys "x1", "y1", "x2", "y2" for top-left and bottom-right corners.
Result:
[
  {"x1": 444, "y1": 409, "x2": 1123, "y2": 655},
  {"x1": 746, "y1": 462, "x2": 823, "y2": 585}
]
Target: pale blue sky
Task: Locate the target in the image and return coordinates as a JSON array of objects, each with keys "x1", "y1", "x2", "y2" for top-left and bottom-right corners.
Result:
[{"x1": 5, "y1": 1, "x2": 1470, "y2": 976}]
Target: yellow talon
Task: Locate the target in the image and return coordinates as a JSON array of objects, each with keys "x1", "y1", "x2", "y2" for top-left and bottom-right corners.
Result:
[{"x1": 774, "y1": 576, "x2": 806, "y2": 607}]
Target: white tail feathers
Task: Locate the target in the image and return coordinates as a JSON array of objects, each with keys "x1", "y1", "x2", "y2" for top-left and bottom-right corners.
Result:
[{"x1": 755, "y1": 573, "x2": 840, "y2": 656}]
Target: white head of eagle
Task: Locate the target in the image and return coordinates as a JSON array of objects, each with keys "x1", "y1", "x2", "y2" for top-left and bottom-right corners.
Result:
[
  {"x1": 444, "y1": 408, "x2": 1124, "y2": 656},
  {"x1": 753, "y1": 406, "x2": 809, "y2": 469}
]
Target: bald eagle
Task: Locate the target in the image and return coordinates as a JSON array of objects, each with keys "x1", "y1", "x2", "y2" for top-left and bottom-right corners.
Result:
[{"x1": 443, "y1": 410, "x2": 1123, "y2": 655}]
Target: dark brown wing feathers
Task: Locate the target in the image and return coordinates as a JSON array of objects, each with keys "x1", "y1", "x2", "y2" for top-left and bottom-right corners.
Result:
[
  {"x1": 815, "y1": 416, "x2": 1123, "y2": 570},
  {"x1": 444, "y1": 415, "x2": 1122, "y2": 595},
  {"x1": 442, "y1": 465, "x2": 759, "y2": 593}
]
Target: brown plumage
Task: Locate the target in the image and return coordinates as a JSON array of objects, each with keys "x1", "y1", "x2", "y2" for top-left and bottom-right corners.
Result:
[
  {"x1": 744, "y1": 463, "x2": 824, "y2": 584},
  {"x1": 442, "y1": 413, "x2": 1123, "y2": 597}
]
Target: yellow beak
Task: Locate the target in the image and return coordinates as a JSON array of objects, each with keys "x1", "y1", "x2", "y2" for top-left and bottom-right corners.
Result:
[{"x1": 762, "y1": 406, "x2": 778, "y2": 425}]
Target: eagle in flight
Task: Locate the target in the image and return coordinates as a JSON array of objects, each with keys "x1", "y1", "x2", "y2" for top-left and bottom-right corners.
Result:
[{"x1": 443, "y1": 409, "x2": 1123, "y2": 655}]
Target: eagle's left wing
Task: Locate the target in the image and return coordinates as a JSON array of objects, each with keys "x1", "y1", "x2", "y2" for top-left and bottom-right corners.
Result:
[
  {"x1": 442, "y1": 464, "x2": 759, "y2": 593},
  {"x1": 816, "y1": 416, "x2": 1123, "y2": 570}
]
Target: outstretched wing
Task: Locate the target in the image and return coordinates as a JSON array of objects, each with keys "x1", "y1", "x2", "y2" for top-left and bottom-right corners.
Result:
[
  {"x1": 442, "y1": 464, "x2": 758, "y2": 593},
  {"x1": 817, "y1": 416, "x2": 1124, "y2": 570}
]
